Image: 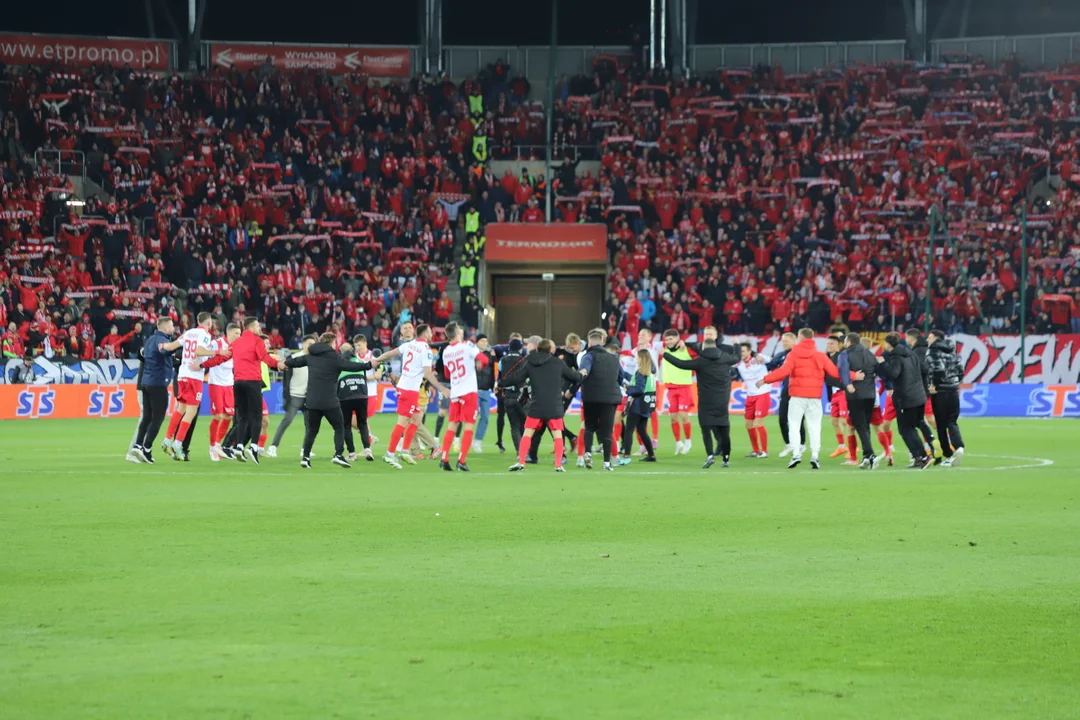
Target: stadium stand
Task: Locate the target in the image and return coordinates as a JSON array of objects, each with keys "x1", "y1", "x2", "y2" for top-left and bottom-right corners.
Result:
[{"x1": 2, "y1": 54, "x2": 1079, "y2": 361}]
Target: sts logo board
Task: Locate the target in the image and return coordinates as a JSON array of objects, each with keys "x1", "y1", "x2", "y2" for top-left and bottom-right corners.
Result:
[
  {"x1": 16, "y1": 387, "x2": 56, "y2": 418},
  {"x1": 88, "y1": 387, "x2": 127, "y2": 417},
  {"x1": 1026, "y1": 385, "x2": 1080, "y2": 418}
]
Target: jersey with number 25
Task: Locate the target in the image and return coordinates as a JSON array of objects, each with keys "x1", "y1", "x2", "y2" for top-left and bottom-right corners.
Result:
[{"x1": 441, "y1": 342, "x2": 479, "y2": 398}]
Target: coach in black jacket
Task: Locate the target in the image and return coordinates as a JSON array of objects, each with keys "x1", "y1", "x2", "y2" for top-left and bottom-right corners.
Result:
[
  {"x1": 285, "y1": 332, "x2": 371, "y2": 468},
  {"x1": 500, "y1": 339, "x2": 582, "y2": 472},
  {"x1": 663, "y1": 338, "x2": 739, "y2": 468},
  {"x1": 839, "y1": 332, "x2": 880, "y2": 464},
  {"x1": 878, "y1": 332, "x2": 931, "y2": 468},
  {"x1": 926, "y1": 330, "x2": 965, "y2": 463},
  {"x1": 578, "y1": 330, "x2": 623, "y2": 468},
  {"x1": 905, "y1": 328, "x2": 938, "y2": 450}
]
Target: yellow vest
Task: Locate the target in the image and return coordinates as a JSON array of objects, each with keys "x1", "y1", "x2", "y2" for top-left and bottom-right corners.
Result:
[
  {"x1": 472, "y1": 135, "x2": 488, "y2": 163},
  {"x1": 465, "y1": 210, "x2": 480, "y2": 235},
  {"x1": 260, "y1": 361, "x2": 272, "y2": 392},
  {"x1": 662, "y1": 347, "x2": 693, "y2": 386},
  {"x1": 469, "y1": 94, "x2": 484, "y2": 116},
  {"x1": 459, "y1": 265, "x2": 476, "y2": 288}
]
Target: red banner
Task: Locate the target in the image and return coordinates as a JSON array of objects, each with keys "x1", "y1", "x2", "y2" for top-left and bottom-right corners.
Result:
[
  {"x1": 0, "y1": 33, "x2": 170, "y2": 71},
  {"x1": 211, "y1": 43, "x2": 411, "y2": 76},
  {"x1": 485, "y1": 223, "x2": 608, "y2": 263}
]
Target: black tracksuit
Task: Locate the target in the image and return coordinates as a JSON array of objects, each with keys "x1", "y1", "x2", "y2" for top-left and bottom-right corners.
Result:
[
  {"x1": 879, "y1": 343, "x2": 930, "y2": 461},
  {"x1": 578, "y1": 345, "x2": 624, "y2": 464},
  {"x1": 663, "y1": 344, "x2": 739, "y2": 459},
  {"x1": 501, "y1": 350, "x2": 582, "y2": 423},
  {"x1": 909, "y1": 338, "x2": 937, "y2": 446},
  {"x1": 497, "y1": 351, "x2": 528, "y2": 450},
  {"x1": 927, "y1": 338, "x2": 965, "y2": 457},
  {"x1": 338, "y1": 350, "x2": 372, "y2": 454},
  {"x1": 527, "y1": 345, "x2": 581, "y2": 459},
  {"x1": 841, "y1": 342, "x2": 880, "y2": 460},
  {"x1": 285, "y1": 343, "x2": 371, "y2": 460}
]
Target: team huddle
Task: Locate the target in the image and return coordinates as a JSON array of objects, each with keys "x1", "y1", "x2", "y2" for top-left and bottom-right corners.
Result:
[{"x1": 120, "y1": 314, "x2": 967, "y2": 472}]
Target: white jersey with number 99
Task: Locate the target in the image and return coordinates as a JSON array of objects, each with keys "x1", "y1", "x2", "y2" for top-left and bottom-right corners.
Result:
[
  {"x1": 396, "y1": 340, "x2": 432, "y2": 392},
  {"x1": 178, "y1": 327, "x2": 214, "y2": 381}
]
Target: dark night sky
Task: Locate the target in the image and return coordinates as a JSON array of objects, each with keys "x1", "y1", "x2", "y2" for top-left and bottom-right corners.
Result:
[{"x1": 4, "y1": 0, "x2": 1080, "y2": 48}]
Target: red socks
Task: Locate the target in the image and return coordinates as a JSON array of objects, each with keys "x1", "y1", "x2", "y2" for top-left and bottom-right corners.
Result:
[
  {"x1": 176, "y1": 419, "x2": 191, "y2": 446},
  {"x1": 757, "y1": 426, "x2": 768, "y2": 454},
  {"x1": 440, "y1": 429, "x2": 456, "y2": 462},
  {"x1": 672, "y1": 422, "x2": 682, "y2": 442},
  {"x1": 748, "y1": 427, "x2": 760, "y2": 453},
  {"x1": 402, "y1": 424, "x2": 418, "y2": 452},
  {"x1": 612, "y1": 424, "x2": 622, "y2": 454},
  {"x1": 650, "y1": 414, "x2": 659, "y2": 441},
  {"x1": 846, "y1": 435, "x2": 858, "y2": 461},
  {"x1": 553, "y1": 436, "x2": 565, "y2": 467},
  {"x1": 877, "y1": 431, "x2": 891, "y2": 455},
  {"x1": 835, "y1": 433, "x2": 845, "y2": 447},
  {"x1": 886, "y1": 430, "x2": 894, "y2": 449},
  {"x1": 459, "y1": 430, "x2": 474, "y2": 463},
  {"x1": 388, "y1": 423, "x2": 405, "y2": 453},
  {"x1": 517, "y1": 435, "x2": 530, "y2": 465},
  {"x1": 258, "y1": 434, "x2": 267, "y2": 449},
  {"x1": 166, "y1": 410, "x2": 183, "y2": 440},
  {"x1": 682, "y1": 423, "x2": 692, "y2": 440},
  {"x1": 576, "y1": 431, "x2": 586, "y2": 457}
]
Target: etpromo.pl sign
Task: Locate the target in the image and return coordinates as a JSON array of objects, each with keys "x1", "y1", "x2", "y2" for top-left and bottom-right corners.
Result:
[
  {"x1": 211, "y1": 43, "x2": 411, "y2": 76},
  {"x1": 0, "y1": 33, "x2": 170, "y2": 70}
]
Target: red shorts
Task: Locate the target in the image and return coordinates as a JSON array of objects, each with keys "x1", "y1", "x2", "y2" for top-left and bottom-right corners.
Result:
[
  {"x1": 525, "y1": 417, "x2": 565, "y2": 432},
  {"x1": 209, "y1": 384, "x2": 234, "y2": 416},
  {"x1": 176, "y1": 378, "x2": 203, "y2": 406},
  {"x1": 830, "y1": 392, "x2": 848, "y2": 419},
  {"x1": 870, "y1": 404, "x2": 884, "y2": 425},
  {"x1": 924, "y1": 398, "x2": 934, "y2": 417},
  {"x1": 262, "y1": 398, "x2": 269, "y2": 417},
  {"x1": 883, "y1": 395, "x2": 897, "y2": 422},
  {"x1": 449, "y1": 392, "x2": 479, "y2": 424},
  {"x1": 396, "y1": 388, "x2": 420, "y2": 417},
  {"x1": 666, "y1": 385, "x2": 694, "y2": 413},
  {"x1": 744, "y1": 393, "x2": 770, "y2": 420},
  {"x1": 616, "y1": 398, "x2": 627, "y2": 415},
  {"x1": 367, "y1": 395, "x2": 379, "y2": 418}
]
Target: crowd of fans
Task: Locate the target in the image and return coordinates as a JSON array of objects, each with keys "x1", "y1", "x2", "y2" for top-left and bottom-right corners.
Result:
[{"x1": 2, "y1": 51, "x2": 1080, "y2": 363}]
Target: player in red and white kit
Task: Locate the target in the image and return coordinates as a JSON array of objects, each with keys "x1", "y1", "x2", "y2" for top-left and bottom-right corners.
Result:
[
  {"x1": 372, "y1": 323, "x2": 449, "y2": 467},
  {"x1": 735, "y1": 342, "x2": 772, "y2": 458},
  {"x1": 163, "y1": 312, "x2": 228, "y2": 459},
  {"x1": 200, "y1": 322, "x2": 242, "y2": 461},
  {"x1": 437, "y1": 322, "x2": 489, "y2": 471}
]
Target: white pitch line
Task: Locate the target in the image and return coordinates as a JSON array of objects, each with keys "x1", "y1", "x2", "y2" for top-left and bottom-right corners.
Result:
[{"x1": 21, "y1": 453, "x2": 1054, "y2": 477}]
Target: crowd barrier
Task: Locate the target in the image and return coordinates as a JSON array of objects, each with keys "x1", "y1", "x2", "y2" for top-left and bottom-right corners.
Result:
[{"x1": 2, "y1": 382, "x2": 1077, "y2": 420}]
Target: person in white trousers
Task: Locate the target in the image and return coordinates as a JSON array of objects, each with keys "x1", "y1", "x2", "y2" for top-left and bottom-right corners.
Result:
[{"x1": 759, "y1": 328, "x2": 843, "y2": 470}]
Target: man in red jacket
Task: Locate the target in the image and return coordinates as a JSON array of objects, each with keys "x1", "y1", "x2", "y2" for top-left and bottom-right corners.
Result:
[
  {"x1": 759, "y1": 328, "x2": 841, "y2": 469},
  {"x1": 231, "y1": 317, "x2": 284, "y2": 464}
]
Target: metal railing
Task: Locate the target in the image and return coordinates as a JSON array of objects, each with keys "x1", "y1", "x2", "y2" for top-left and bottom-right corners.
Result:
[
  {"x1": 492, "y1": 144, "x2": 594, "y2": 162},
  {"x1": 443, "y1": 45, "x2": 634, "y2": 81},
  {"x1": 34, "y1": 149, "x2": 86, "y2": 184},
  {"x1": 931, "y1": 32, "x2": 1080, "y2": 67},
  {"x1": 688, "y1": 39, "x2": 906, "y2": 73}
]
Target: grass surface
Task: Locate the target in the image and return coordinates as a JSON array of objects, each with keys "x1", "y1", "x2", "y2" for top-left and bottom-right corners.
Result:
[{"x1": 1, "y1": 416, "x2": 1078, "y2": 719}]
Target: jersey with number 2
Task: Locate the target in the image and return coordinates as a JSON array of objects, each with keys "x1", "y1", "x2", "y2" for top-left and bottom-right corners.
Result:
[
  {"x1": 441, "y1": 342, "x2": 479, "y2": 398},
  {"x1": 396, "y1": 340, "x2": 432, "y2": 392}
]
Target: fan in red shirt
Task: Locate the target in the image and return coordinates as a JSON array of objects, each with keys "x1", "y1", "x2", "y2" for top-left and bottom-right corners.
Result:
[{"x1": 723, "y1": 293, "x2": 744, "y2": 333}]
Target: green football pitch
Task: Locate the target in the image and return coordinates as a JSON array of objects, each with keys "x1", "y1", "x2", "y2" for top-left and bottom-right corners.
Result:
[{"x1": 1, "y1": 416, "x2": 1077, "y2": 719}]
